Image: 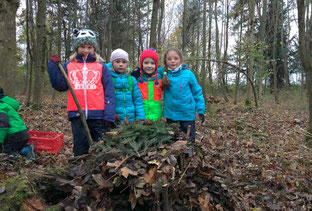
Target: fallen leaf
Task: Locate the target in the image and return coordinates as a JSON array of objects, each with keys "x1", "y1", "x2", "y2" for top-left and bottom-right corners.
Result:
[
  {"x1": 92, "y1": 174, "x2": 113, "y2": 188},
  {"x1": 143, "y1": 166, "x2": 157, "y2": 184},
  {"x1": 121, "y1": 166, "x2": 138, "y2": 178}
]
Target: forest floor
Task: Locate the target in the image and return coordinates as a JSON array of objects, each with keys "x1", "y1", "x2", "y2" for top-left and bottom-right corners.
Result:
[{"x1": 1, "y1": 92, "x2": 312, "y2": 210}]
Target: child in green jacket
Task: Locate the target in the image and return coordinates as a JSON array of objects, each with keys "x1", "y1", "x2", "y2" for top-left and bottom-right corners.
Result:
[{"x1": 0, "y1": 87, "x2": 34, "y2": 158}]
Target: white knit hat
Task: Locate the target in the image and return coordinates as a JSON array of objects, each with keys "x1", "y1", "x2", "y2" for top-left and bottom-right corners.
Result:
[{"x1": 110, "y1": 48, "x2": 129, "y2": 63}]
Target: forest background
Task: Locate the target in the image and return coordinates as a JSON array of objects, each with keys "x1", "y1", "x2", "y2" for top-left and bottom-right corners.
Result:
[
  {"x1": 1, "y1": 0, "x2": 312, "y2": 209},
  {"x1": 1, "y1": 0, "x2": 312, "y2": 142}
]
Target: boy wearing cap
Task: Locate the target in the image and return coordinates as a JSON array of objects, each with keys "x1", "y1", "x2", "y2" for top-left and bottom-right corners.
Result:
[
  {"x1": 106, "y1": 48, "x2": 145, "y2": 123},
  {"x1": 47, "y1": 29, "x2": 116, "y2": 156},
  {"x1": 137, "y1": 49, "x2": 163, "y2": 121}
]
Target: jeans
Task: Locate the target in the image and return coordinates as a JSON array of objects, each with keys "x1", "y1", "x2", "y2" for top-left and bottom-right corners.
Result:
[
  {"x1": 71, "y1": 118, "x2": 109, "y2": 156},
  {"x1": 166, "y1": 119, "x2": 196, "y2": 142}
]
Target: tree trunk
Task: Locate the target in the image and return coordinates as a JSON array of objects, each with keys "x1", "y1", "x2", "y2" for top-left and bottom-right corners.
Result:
[
  {"x1": 157, "y1": 0, "x2": 165, "y2": 48},
  {"x1": 297, "y1": 0, "x2": 312, "y2": 143},
  {"x1": 32, "y1": 0, "x2": 47, "y2": 106},
  {"x1": 246, "y1": 0, "x2": 255, "y2": 104},
  {"x1": 26, "y1": 0, "x2": 35, "y2": 106},
  {"x1": 221, "y1": 0, "x2": 229, "y2": 102},
  {"x1": 200, "y1": 0, "x2": 207, "y2": 101},
  {"x1": 257, "y1": 0, "x2": 267, "y2": 102},
  {"x1": 149, "y1": 0, "x2": 159, "y2": 49},
  {"x1": 0, "y1": 0, "x2": 19, "y2": 97},
  {"x1": 207, "y1": 0, "x2": 213, "y2": 97},
  {"x1": 272, "y1": 0, "x2": 279, "y2": 104},
  {"x1": 182, "y1": 0, "x2": 187, "y2": 52},
  {"x1": 234, "y1": 9, "x2": 243, "y2": 105}
]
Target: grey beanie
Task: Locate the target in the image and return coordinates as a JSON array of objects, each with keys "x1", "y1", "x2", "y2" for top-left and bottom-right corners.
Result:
[{"x1": 110, "y1": 48, "x2": 129, "y2": 63}]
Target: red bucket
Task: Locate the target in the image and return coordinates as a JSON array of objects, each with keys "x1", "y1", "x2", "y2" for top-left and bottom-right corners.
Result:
[{"x1": 27, "y1": 131, "x2": 63, "y2": 154}]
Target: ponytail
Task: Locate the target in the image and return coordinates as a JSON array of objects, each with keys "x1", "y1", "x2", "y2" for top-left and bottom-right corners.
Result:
[{"x1": 162, "y1": 66, "x2": 170, "y2": 89}]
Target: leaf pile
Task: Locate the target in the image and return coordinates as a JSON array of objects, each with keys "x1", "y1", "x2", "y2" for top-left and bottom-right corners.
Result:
[{"x1": 41, "y1": 137, "x2": 240, "y2": 210}]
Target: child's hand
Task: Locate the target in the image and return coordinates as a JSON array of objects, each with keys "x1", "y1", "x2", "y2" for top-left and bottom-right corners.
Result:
[
  {"x1": 51, "y1": 55, "x2": 61, "y2": 64},
  {"x1": 115, "y1": 114, "x2": 120, "y2": 122},
  {"x1": 199, "y1": 114, "x2": 205, "y2": 123}
]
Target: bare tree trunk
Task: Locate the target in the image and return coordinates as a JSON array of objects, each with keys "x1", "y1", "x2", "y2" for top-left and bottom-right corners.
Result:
[
  {"x1": 26, "y1": 0, "x2": 35, "y2": 105},
  {"x1": 32, "y1": 0, "x2": 47, "y2": 106},
  {"x1": 157, "y1": 0, "x2": 165, "y2": 48},
  {"x1": 246, "y1": 0, "x2": 256, "y2": 104},
  {"x1": 150, "y1": 0, "x2": 159, "y2": 49},
  {"x1": 297, "y1": 0, "x2": 312, "y2": 143},
  {"x1": 282, "y1": 0, "x2": 290, "y2": 89},
  {"x1": 107, "y1": 0, "x2": 113, "y2": 60},
  {"x1": 182, "y1": 0, "x2": 187, "y2": 52},
  {"x1": 65, "y1": 1, "x2": 72, "y2": 60},
  {"x1": 146, "y1": 0, "x2": 150, "y2": 48},
  {"x1": 234, "y1": 10, "x2": 243, "y2": 105},
  {"x1": 272, "y1": 0, "x2": 279, "y2": 104},
  {"x1": 221, "y1": 0, "x2": 229, "y2": 102},
  {"x1": 0, "y1": 0, "x2": 19, "y2": 97},
  {"x1": 257, "y1": 0, "x2": 267, "y2": 102},
  {"x1": 200, "y1": 0, "x2": 207, "y2": 101},
  {"x1": 207, "y1": 0, "x2": 213, "y2": 97}
]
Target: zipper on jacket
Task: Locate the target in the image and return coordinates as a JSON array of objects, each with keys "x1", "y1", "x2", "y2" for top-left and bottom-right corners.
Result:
[{"x1": 83, "y1": 55, "x2": 88, "y2": 119}]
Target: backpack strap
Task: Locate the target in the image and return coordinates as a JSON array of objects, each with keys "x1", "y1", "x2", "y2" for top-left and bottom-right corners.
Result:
[
  {"x1": 112, "y1": 75, "x2": 133, "y2": 93},
  {"x1": 126, "y1": 75, "x2": 133, "y2": 93}
]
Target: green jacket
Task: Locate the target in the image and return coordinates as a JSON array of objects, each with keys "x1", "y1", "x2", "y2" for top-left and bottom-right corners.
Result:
[{"x1": 0, "y1": 96, "x2": 27, "y2": 143}]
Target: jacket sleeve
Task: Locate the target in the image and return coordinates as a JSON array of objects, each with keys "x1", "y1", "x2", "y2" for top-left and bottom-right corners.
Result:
[
  {"x1": 101, "y1": 63, "x2": 116, "y2": 122},
  {"x1": 0, "y1": 113, "x2": 9, "y2": 144},
  {"x1": 189, "y1": 71, "x2": 205, "y2": 115},
  {"x1": 131, "y1": 76, "x2": 145, "y2": 120},
  {"x1": 47, "y1": 60, "x2": 69, "y2": 92}
]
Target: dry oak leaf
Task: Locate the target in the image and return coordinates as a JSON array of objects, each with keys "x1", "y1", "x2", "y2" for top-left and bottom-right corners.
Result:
[
  {"x1": 121, "y1": 166, "x2": 138, "y2": 178},
  {"x1": 143, "y1": 166, "x2": 157, "y2": 184}
]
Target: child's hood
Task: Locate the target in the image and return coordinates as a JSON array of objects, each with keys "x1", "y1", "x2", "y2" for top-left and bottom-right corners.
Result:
[{"x1": 0, "y1": 96, "x2": 20, "y2": 111}]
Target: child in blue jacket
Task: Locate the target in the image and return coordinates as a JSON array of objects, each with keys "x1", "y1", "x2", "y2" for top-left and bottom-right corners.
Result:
[
  {"x1": 106, "y1": 48, "x2": 145, "y2": 123},
  {"x1": 161, "y1": 47, "x2": 205, "y2": 142},
  {"x1": 47, "y1": 29, "x2": 115, "y2": 156}
]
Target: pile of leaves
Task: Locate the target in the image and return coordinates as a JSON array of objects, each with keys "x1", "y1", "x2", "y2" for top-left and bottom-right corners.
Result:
[{"x1": 36, "y1": 121, "x2": 241, "y2": 210}]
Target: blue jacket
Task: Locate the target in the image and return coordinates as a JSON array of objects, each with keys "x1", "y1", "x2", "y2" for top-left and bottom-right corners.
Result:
[
  {"x1": 106, "y1": 63, "x2": 145, "y2": 122},
  {"x1": 47, "y1": 54, "x2": 116, "y2": 122},
  {"x1": 161, "y1": 66, "x2": 205, "y2": 121}
]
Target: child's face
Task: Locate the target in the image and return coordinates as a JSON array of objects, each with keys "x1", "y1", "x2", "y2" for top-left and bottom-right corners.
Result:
[
  {"x1": 112, "y1": 59, "x2": 128, "y2": 73},
  {"x1": 77, "y1": 44, "x2": 95, "y2": 58},
  {"x1": 142, "y1": 58, "x2": 156, "y2": 75},
  {"x1": 166, "y1": 50, "x2": 181, "y2": 70}
]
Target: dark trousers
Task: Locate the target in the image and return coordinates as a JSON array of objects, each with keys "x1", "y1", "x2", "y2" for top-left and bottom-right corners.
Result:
[
  {"x1": 166, "y1": 119, "x2": 196, "y2": 142},
  {"x1": 1, "y1": 130, "x2": 30, "y2": 154},
  {"x1": 71, "y1": 118, "x2": 109, "y2": 156}
]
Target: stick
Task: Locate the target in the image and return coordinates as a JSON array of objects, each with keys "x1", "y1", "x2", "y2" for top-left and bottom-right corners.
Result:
[
  {"x1": 178, "y1": 160, "x2": 191, "y2": 184},
  {"x1": 57, "y1": 63, "x2": 93, "y2": 147}
]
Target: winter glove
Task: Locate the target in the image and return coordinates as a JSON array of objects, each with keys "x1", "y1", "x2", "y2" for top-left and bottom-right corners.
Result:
[
  {"x1": 51, "y1": 55, "x2": 61, "y2": 64},
  {"x1": 199, "y1": 114, "x2": 205, "y2": 123},
  {"x1": 115, "y1": 114, "x2": 120, "y2": 122}
]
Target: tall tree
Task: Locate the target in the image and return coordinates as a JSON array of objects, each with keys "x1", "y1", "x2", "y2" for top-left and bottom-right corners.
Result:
[
  {"x1": 157, "y1": 0, "x2": 165, "y2": 48},
  {"x1": 272, "y1": 0, "x2": 279, "y2": 104},
  {"x1": 297, "y1": 0, "x2": 312, "y2": 143},
  {"x1": 150, "y1": 0, "x2": 159, "y2": 48},
  {"x1": 200, "y1": 0, "x2": 207, "y2": 101},
  {"x1": 32, "y1": 0, "x2": 47, "y2": 106},
  {"x1": 207, "y1": 0, "x2": 213, "y2": 97},
  {"x1": 0, "y1": 0, "x2": 19, "y2": 96},
  {"x1": 246, "y1": 0, "x2": 255, "y2": 104}
]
